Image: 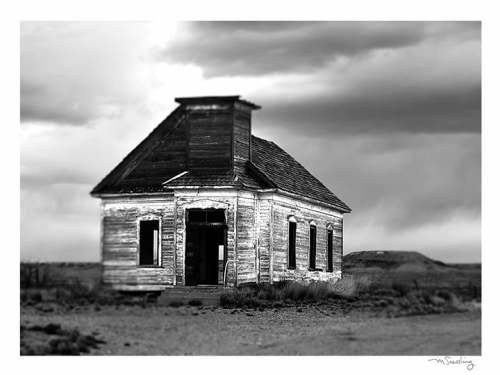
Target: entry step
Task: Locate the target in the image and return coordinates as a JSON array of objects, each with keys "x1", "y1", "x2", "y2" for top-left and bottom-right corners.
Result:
[{"x1": 158, "y1": 285, "x2": 227, "y2": 306}]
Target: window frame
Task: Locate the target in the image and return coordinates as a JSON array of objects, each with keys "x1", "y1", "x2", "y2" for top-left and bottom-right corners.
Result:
[{"x1": 137, "y1": 216, "x2": 162, "y2": 268}]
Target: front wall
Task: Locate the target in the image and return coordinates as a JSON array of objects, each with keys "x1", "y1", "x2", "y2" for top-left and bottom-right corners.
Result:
[
  {"x1": 101, "y1": 195, "x2": 175, "y2": 290},
  {"x1": 174, "y1": 191, "x2": 237, "y2": 286},
  {"x1": 236, "y1": 193, "x2": 257, "y2": 284},
  {"x1": 269, "y1": 194, "x2": 343, "y2": 283},
  {"x1": 257, "y1": 198, "x2": 272, "y2": 283}
]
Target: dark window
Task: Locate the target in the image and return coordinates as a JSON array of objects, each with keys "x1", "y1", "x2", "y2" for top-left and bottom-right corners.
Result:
[
  {"x1": 139, "y1": 220, "x2": 160, "y2": 266},
  {"x1": 207, "y1": 210, "x2": 225, "y2": 223},
  {"x1": 327, "y1": 229, "x2": 333, "y2": 272},
  {"x1": 309, "y1": 225, "x2": 316, "y2": 270},
  {"x1": 288, "y1": 221, "x2": 297, "y2": 269},
  {"x1": 189, "y1": 210, "x2": 206, "y2": 223},
  {"x1": 187, "y1": 209, "x2": 225, "y2": 223}
]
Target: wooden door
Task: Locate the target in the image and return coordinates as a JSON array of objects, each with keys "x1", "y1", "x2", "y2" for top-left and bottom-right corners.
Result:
[{"x1": 185, "y1": 226, "x2": 198, "y2": 286}]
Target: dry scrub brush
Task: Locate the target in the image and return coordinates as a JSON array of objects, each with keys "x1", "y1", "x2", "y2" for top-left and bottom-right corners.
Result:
[
  {"x1": 20, "y1": 261, "x2": 60, "y2": 289},
  {"x1": 220, "y1": 277, "x2": 372, "y2": 306}
]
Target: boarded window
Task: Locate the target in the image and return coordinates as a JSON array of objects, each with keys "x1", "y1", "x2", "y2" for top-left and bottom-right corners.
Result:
[
  {"x1": 309, "y1": 225, "x2": 317, "y2": 270},
  {"x1": 139, "y1": 220, "x2": 160, "y2": 266},
  {"x1": 327, "y1": 229, "x2": 333, "y2": 272},
  {"x1": 288, "y1": 221, "x2": 297, "y2": 269},
  {"x1": 187, "y1": 209, "x2": 225, "y2": 223}
]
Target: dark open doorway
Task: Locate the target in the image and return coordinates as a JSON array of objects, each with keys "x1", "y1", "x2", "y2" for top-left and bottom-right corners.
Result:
[{"x1": 185, "y1": 209, "x2": 227, "y2": 286}]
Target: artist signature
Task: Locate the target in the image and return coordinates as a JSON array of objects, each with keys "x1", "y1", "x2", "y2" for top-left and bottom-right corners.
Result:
[{"x1": 428, "y1": 356, "x2": 475, "y2": 370}]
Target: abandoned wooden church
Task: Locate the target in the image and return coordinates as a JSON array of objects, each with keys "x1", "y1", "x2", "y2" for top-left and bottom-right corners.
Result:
[{"x1": 91, "y1": 96, "x2": 351, "y2": 291}]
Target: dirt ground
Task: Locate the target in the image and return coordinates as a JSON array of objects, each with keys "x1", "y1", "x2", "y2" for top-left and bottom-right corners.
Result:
[{"x1": 20, "y1": 304, "x2": 481, "y2": 355}]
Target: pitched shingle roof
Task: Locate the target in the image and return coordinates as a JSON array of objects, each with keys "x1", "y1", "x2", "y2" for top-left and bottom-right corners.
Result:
[
  {"x1": 250, "y1": 136, "x2": 351, "y2": 212},
  {"x1": 91, "y1": 130, "x2": 350, "y2": 211}
]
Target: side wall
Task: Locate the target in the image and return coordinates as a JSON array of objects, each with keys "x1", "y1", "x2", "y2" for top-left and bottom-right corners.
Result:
[{"x1": 267, "y1": 193, "x2": 343, "y2": 283}]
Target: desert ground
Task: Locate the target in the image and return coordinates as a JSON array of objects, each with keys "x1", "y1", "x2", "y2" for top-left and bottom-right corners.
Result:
[
  {"x1": 21, "y1": 303, "x2": 480, "y2": 355},
  {"x1": 20, "y1": 252, "x2": 481, "y2": 356}
]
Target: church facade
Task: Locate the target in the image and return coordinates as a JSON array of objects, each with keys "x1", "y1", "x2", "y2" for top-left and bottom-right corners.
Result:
[{"x1": 91, "y1": 96, "x2": 351, "y2": 290}]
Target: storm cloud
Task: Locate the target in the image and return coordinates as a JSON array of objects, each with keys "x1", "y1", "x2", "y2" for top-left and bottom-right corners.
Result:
[
  {"x1": 158, "y1": 21, "x2": 480, "y2": 134},
  {"x1": 159, "y1": 21, "x2": 480, "y2": 78}
]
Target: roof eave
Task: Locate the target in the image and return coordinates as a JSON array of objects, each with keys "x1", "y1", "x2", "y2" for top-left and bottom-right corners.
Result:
[
  {"x1": 90, "y1": 191, "x2": 175, "y2": 199},
  {"x1": 271, "y1": 188, "x2": 352, "y2": 213},
  {"x1": 246, "y1": 161, "x2": 277, "y2": 188},
  {"x1": 162, "y1": 185, "x2": 240, "y2": 190}
]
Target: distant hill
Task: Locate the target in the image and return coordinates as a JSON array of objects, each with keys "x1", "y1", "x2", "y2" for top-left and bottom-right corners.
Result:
[
  {"x1": 344, "y1": 250, "x2": 480, "y2": 271},
  {"x1": 342, "y1": 250, "x2": 481, "y2": 298}
]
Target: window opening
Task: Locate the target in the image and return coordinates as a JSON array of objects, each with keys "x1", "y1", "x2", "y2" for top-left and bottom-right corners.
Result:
[
  {"x1": 309, "y1": 225, "x2": 317, "y2": 270},
  {"x1": 187, "y1": 209, "x2": 225, "y2": 223},
  {"x1": 288, "y1": 221, "x2": 297, "y2": 269},
  {"x1": 139, "y1": 220, "x2": 160, "y2": 266},
  {"x1": 327, "y1": 229, "x2": 333, "y2": 272}
]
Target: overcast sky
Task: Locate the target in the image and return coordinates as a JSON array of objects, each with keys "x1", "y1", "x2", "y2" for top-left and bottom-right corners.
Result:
[{"x1": 20, "y1": 21, "x2": 481, "y2": 263}]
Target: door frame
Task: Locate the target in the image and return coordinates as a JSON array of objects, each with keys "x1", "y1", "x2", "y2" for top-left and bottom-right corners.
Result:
[{"x1": 185, "y1": 222, "x2": 228, "y2": 286}]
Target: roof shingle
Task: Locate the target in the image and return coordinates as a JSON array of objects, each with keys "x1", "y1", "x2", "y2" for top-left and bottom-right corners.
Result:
[{"x1": 250, "y1": 136, "x2": 351, "y2": 212}]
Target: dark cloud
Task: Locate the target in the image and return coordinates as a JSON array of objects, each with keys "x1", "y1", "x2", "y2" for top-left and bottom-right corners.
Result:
[
  {"x1": 255, "y1": 129, "x2": 481, "y2": 262},
  {"x1": 261, "y1": 131, "x2": 481, "y2": 233},
  {"x1": 255, "y1": 82, "x2": 481, "y2": 134},
  {"x1": 159, "y1": 21, "x2": 481, "y2": 134},
  {"x1": 158, "y1": 21, "x2": 480, "y2": 78}
]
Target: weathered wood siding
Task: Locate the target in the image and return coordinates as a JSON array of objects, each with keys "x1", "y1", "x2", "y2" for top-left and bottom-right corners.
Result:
[
  {"x1": 236, "y1": 192, "x2": 257, "y2": 284},
  {"x1": 187, "y1": 106, "x2": 233, "y2": 170},
  {"x1": 100, "y1": 189, "x2": 342, "y2": 290},
  {"x1": 256, "y1": 198, "x2": 272, "y2": 283},
  {"x1": 101, "y1": 195, "x2": 175, "y2": 290},
  {"x1": 174, "y1": 190, "x2": 237, "y2": 286},
  {"x1": 233, "y1": 104, "x2": 251, "y2": 162},
  {"x1": 269, "y1": 194, "x2": 343, "y2": 283}
]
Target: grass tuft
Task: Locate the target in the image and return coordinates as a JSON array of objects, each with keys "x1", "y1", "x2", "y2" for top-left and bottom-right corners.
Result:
[{"x1": 168, "y1": 300, "x2": 184, "y2": 308}]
